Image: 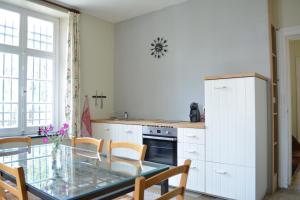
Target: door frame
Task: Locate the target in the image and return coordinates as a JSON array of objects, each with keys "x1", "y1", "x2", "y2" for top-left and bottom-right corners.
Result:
[
  {"x1": 296, "y1": 57, "x2": 300, "y2": 139},
  {"x1": 277, "y1": 25, "x2": 300, "y2": 188}
]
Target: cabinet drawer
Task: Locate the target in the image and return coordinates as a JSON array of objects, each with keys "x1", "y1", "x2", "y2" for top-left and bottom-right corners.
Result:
[
  {"x1": 178, "y1": 143, "x2": 204, "y2": 160},
  {"x1": 179, "y1": 128, "x2": 205, "y2": 144},
  {"x1": 187, "y1": 160, "x2": 205, "y2": 192},
  {"x1": 206, "y1": 162, "x2": 255, "y2": 200},
  {"x1": 169, "y1": 160, "x2": 205, "y2": 193}
]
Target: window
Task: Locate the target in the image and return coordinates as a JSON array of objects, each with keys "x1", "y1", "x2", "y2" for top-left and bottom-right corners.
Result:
[
  {"x1": 0, "y1": 3, "x2": 58, "y2": 136},
  {"x1": 26, "y1": 56, "x2": 53, "y2": 127},
  {"x1": 0, "y1": 8, "x2": 20, "y2": 46},
  {"x1": 0, "y1": 52, "x2": 19, "y2": 128},
  {"x1": 27, "y1": 17, "x2": 54, "y2": 52}
]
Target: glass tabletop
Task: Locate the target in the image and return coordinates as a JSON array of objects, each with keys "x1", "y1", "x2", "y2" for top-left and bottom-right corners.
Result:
[{"x1": 0, "y1": 144, "x2": 169, "y2": 200}]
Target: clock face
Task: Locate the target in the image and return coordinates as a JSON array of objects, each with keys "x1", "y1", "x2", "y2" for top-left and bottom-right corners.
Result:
[{"x1": 150, "y1": 37, "x2": 168, "y2": 59}]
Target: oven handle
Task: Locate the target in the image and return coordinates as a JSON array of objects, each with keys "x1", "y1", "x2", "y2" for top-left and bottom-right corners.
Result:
[{"x1": 143, "y1": 135, "x2": 177, "y2": 141}]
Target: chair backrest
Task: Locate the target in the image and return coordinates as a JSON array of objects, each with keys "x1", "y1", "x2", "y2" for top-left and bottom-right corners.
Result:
[
  {"x1": 71, "y1": 137, "x2": 104, "y2": 153},
  {"x1": 108, "y1": 156, "x2": 142, "y2": 176},
  {"x1": 0, "y1": 163, "x2": 27, "y2": 200},
  {"x1": 0, "y1": 137, "x2": 31, "y2": 148},
  {"x1": 107, "y1": 140, "x2": 147, "y2": 161},
  {"x1": 134, "y1": 159, "x2": 191, "y2": 200}
]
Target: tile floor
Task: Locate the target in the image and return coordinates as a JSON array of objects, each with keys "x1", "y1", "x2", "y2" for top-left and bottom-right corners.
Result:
[{"x1": 264, "y1": 168, "x2": 300, "y2": 200}]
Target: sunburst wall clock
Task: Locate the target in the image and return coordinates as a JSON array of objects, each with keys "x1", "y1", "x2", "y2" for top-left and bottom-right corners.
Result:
[{"x1": 150, "y1": 37, "x2": 168, "y2": 59}]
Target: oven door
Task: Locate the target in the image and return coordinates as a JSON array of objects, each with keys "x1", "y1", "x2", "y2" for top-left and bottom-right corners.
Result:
[{"x1": 143, "y1": 135, "x2": 177, "y2": 166}]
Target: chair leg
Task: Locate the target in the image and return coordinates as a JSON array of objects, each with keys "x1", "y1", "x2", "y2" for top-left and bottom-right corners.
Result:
[
  {"x1": 160, "y1": 179, "x2": 169, "y2": 195},
  {"x1": 176, "y1": 195, "x2": 184, "y2": 200},
  {"x1": 0, "y1": 187, "x2": 6, "y2": 200}
]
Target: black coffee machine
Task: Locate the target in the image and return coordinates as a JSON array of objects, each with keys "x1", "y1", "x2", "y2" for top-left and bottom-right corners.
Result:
[{"x1": 189, "y1": 102, "x2": 200, "y2": 122}]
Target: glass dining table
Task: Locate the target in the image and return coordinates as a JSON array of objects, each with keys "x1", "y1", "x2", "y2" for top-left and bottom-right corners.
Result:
[{"x1": 0, "y1": 144, "x2": 170, "y2": 200}]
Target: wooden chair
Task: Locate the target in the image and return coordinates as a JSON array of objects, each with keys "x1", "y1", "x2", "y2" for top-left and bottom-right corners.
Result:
[
  {"x1": 71, "y1": 137, "x2": 104, "y2": 153},
  {"x1": 0, "y1": 163, "x2": 38, "y2": 200},
  {"x1": 108, "y1": 156, "x2": 142, "y2": 176},
  {"x1": 107, "y1": 140, "x2": 147, "y2": 160},
  {"x1": 134, "y1": 159, "x2": 191, "y2": 200},
  {"x1": 0, "y1": 137, "x2": 31, "y2": 148}
]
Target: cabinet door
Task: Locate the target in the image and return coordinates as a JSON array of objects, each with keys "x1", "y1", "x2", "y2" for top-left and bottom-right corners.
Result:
[
  {"x1": 92, "y1": 123, "x2": 112, "y2": 153},
  {"x1": 205, "y1": 78, "x2": 255, "y2": 167},
  {"x1": 111, "y1": 124, "x2": 124, "y2": 157},
  {"x1": 112, "y1": 124, "x2": 143, "y2": 159},
  {"x1": 206, "y1": 162, "x2": 255, "y2": 200}
]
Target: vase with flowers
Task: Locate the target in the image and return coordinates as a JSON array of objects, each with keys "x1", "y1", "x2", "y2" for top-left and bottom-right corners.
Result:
[{"x1": 41, "y1": 123, "x2": 69, "y2": 157}]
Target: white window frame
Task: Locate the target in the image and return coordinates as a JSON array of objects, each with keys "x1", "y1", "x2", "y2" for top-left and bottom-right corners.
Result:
[{"x1": 0, "y1": 2, "x2": 59, "y2": 136}]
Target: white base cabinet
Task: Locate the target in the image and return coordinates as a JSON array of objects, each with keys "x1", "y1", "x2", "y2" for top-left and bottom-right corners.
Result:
[
  {"x1": 91, "y1": 123, "x2": 142, "y2": 159},
  {"x1": 170, "y1": 128, "x2": 205, "y2": 193}
]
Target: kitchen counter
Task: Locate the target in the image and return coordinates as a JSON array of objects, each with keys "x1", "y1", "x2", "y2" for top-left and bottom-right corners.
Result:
[{"x1": 91, "y1": 119, "x2": 205, "y2": 129}]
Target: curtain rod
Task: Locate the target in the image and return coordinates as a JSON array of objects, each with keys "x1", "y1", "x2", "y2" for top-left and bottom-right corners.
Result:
[{"x1": 28, "y1": 0, "x2": 80, "y2": 14}]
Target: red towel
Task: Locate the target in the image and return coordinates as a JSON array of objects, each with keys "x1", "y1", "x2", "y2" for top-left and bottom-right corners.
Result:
[{"x1": 81, "y1": 96, "x2": 92, "y2": 137}]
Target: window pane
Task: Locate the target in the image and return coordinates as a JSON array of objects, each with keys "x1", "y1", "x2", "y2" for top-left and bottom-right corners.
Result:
[
  {"x1": 0, "y1": 52, "x2": 19, "y2": 129},
  {"x1": 27, "y1": 17, "x2": 53, "y2": 52},
  {"x1": 0, "y1": 8, "x2": 20, "y2": 46},
  {"x1": 26, "y1": 56, "x2": 54, "y2": 127}
]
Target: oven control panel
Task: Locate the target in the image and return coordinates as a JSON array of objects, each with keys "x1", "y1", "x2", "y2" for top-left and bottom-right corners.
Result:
[{"x1": 142, "y1": 125, "x2": 177, "y2": 137}]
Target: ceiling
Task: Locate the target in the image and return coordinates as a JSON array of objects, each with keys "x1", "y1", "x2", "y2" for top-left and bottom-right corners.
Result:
[
  {"x1": 0, "y1": 0, "x2": 68, "y2": 17},
  {"x1": 53, "y1": 0, "x2": 189, "y2": 23}
]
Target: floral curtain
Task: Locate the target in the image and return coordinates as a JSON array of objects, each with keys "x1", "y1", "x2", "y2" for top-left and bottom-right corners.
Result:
[{"x1": 65, "y1": 12, "x2": 80, "y2": 137}]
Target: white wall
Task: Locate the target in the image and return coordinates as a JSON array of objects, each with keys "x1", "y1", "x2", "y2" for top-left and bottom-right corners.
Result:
[
  {"x1": 274, "y1": 0, "x2": 300, "y2": 28},
  {"x1": 80, "y1": 13, "x2": 114, "y2": 119},
  {"x1": 114, "y1": 0, "x2": 270, "y2": 120}
]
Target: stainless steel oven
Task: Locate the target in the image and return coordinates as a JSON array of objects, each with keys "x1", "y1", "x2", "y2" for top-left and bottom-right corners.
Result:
[{"x1": 142, "y1": 126, "x2": 177, "y2": 166}]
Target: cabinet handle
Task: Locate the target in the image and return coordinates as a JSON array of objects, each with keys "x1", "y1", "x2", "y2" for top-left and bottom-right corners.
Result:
[
  {"x1": 186, "y1": 135, "x2": 197, "y2": 138},
  {"x1": 104, "y1": 128, "x2": 110, "y2": 132},
  {"x1": 214, "y1": 86, "x2": 227, "y2": 89},
  {"x1": 190, "y1": 166, "x2": 197, "y2": 169},
  {"x1": 126, "y1": 130, "x2": 132, "y2": 133},
  {"x1": 187, "y1": 150, "x2": 197, "y2": 153},
  {"x1": 215, "y1": 170, "x2": 227, "y2": 175}
]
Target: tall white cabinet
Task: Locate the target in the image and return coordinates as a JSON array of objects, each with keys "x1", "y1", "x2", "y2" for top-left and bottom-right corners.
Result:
[{"x1": 205, "y1": 75, "x2": 268, "y2": 200}]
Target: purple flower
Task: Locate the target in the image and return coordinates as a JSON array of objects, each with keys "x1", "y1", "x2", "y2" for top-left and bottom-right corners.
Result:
[
  {"x1": 59, "y1": 128, "x2": 65, "y2": 135},
  {"x1": 43, "y1": 128, "x2": 48, "y2": 134},
  {"x1": 63, "y1": 123, "x2": 69, "y2": 129},
  {"x1": 42, "y1": 137, "x2": 48, "y2": 144},
  {"x1": 49, "y1": 124, "x2": 54, "y2": 131}
]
